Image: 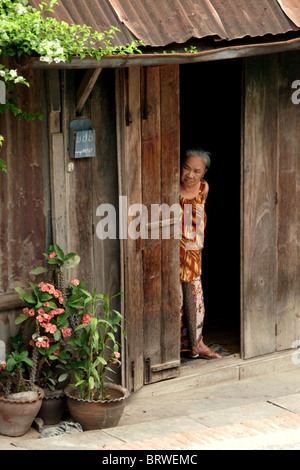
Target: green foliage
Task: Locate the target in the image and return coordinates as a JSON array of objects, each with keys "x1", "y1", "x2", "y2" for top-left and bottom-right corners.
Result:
[
  {"x1": 65, "y1": 287, "x2": 124, "y2": 401},
  {"x1": 0, "y1": 243, "x2": 125, "y2": 400},
  {"x1": 0, "y1": 0, "x2": 145, "y2": 173},
  {"x1": 0, "y1": 0, "x2": 144, "y2": 63}
]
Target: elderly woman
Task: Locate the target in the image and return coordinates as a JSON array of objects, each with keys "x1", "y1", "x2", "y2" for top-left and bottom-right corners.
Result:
[{"x1": 180, "y1": 149, "x2": 222, "y2": 359}]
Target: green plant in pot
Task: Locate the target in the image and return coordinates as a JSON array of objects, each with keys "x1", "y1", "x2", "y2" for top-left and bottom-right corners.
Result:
[
  {"x1": 19, "y1": 244, "x2": 81, "y2": 425},
  {"x1": 0, "y1": 331, "x2": 45, "y2": 437},
  {"x1": 64, "y1": 284, "x2": 129, "y2": 431},
  {"x1": 0, "y1": 245, "x2": 80, "y2": 435}
]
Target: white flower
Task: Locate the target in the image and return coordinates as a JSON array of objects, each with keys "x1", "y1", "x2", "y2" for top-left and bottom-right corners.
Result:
[
  {"x1": 14, "y1": 76, "x2": 25, "y2": 83},
  {"x1": 16, "y1": 5, "x2": 28, "y2": 15},
  {"x1": 40, "y1": 56, "x2": 53, "y2": 63}
]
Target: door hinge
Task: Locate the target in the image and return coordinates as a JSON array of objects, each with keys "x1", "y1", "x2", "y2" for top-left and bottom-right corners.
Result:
[{"x1": 145, "y1": 357, "x2": 151, "y2": 383}]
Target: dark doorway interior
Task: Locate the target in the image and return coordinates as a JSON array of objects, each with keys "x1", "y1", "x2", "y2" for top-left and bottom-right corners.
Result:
[{"x1": 180, "y1": 59, "x2": 242, "y2": 358}]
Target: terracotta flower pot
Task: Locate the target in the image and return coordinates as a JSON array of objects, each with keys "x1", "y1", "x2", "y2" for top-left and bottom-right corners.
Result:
[
  {"x1": 0, "y1": 388, "x2": 44, "y2": 437},
  {"x1": 65, "y1": 384, "x2": 130, "y2": 431},
  {"x1": 37, "y1": 389, "x2": 67, "y2": 425}
]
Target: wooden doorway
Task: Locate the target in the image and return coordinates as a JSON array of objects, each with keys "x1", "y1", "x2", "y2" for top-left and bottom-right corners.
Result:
[{"x1": 180, "y1": 59, "x2": 242, "y2": 359}]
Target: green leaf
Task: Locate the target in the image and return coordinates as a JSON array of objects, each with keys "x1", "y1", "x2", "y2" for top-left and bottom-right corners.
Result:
[
  {"x1": 6, "y1": 357, "x2": 16, "y2": 371},
  {"x1": 107, "y1": 332, "x2": 116, "y2": 343},
  {"x1": 23, "y1": 357, "x2": 33, "y2": 366},
  {"x1": 14, "y1": 286, "x2": 27, "y2": 300},
  {"x1": 90, "y1": 317, "x2": 97, "y2": 334},
  {"x1": 54, "y1": 244, "x2": 64, "y2": 260},
  {"x1": 15, "y1": 314, "x2": 29, "y2": 324},
  {"x1": 53, "y1": 329, "x2": 61, "y2": 341},
  {"x1": 88, "y1": 376, "x2": 95, "y2": 390},
  {"x1": 40, "y1": 292, "x2": 52, "y2": 302},
  {"x1": 94, "y1": 356, "x2": 107, "y2": 366},
  {"x1": 30, "y1": 266, "x2": 47, "y2": 275},
  {"x1": 48, "y1": 301, "x2": 58, "y2": 309},
  {"x1": 64, "y1": 254, "x2": 80, "y2": 269},
  {"x1": 19, "y1": 350, "x2": 29, "y2": 361},
  {"x1": 58, "y1": 373, "x2": 68, "y2": 382},
  {"x1": 48, "y1": 258, "x2": 59, "y2": 265},
  {"x1": 75, "y1": 323, "x2": 88, "y2": 331},
  {"x1": 24, "y1": 293, "x2": 36, "y2": 304}
]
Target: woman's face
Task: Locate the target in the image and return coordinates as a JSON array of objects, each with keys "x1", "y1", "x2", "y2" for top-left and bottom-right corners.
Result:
[{"x1": 181, "y1": 155, "x2": 206, "y2": 188}]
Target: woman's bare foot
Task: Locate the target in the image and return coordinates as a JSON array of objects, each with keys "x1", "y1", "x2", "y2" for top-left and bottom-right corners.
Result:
[{"x1": 190, "y1": 340, "x2": 222, "y2": 359}]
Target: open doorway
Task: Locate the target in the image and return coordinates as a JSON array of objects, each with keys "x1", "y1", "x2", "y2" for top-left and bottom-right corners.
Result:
[{"x1": 180, "y1": 59, "x2": 242, "y2": 359}]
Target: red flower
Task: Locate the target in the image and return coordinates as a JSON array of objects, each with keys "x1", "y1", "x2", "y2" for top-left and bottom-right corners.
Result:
[
  {"x1": 62, "y1": 328, "x2": 71, "y2": 338},
  {"x1": 82, "y1": 314, "x2": 92, "y2": 324}
]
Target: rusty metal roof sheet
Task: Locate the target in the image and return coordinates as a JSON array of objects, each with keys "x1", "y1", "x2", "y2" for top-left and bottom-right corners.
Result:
[
  {"x1": 28, "y1": 0, "x2": 131, "y2": 46},
  {"x1": 109, "y1": 0, "x2": 298, "y2": 45},
  {"x1": 28, "y1": 0, "x2": 299, "y2": 48}
]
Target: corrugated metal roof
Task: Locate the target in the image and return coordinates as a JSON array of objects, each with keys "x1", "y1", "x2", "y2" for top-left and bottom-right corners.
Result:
[
  {"x1": 28, "y1": 0, "x2": 299, "y2": 48},
  {"x1": 28, "y1": 0, "x2": 131, "y2": 46},
  {"x1": 109, "y1": 0, "x2": 298, "y2": 45}
]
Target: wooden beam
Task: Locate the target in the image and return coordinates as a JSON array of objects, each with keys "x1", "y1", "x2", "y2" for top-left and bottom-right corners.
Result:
[
  {"x1": 0, "y1": 290, "x2": 30, "y2": 311},
  {"x1": 76, "y1": 69, "x2": 102, "y2": 114}
]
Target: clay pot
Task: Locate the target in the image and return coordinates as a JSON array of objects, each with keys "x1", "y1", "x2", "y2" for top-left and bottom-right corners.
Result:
[
  {"x1": 0, "y1": 388, "x2": 44, "y2": 437},
  {"x1": 37, "y1": 389, "x2": 67, "y2": 425},
  {"x1": 65, "y1": 384, "x2": 129, "y2": 431}
]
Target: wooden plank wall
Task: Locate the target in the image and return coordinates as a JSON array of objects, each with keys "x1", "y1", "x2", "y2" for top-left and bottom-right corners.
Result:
[
  {"x1": 61, "y1": 68, "x2": 120, "y2": 297},
  {"x1": 0, "y1": 64, "x2": 51, "y2": 344},
  {"x1": 0, "y1": 66, "x2": 120, "y2": 350},
  {"x1": 277, "y1": 52, "x2": 300, "y2": 350},
  {"x1": 242, "y1": 51, "x2": 300, "y2": 358},
  {"x1": 115, "y1": 67, "x2": 145, "y2": 392}
]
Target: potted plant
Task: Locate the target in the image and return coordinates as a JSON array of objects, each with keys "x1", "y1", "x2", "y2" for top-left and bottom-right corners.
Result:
[
  {"x1": 12, "y1": 245, "x2": 82, "y2": 425},
  {"x1": 0, "y1": 245, "x2": 81, "y2": 436},
  {"x1": 63, "y1": 284, "x2": 129, "y2": 431},
  {"x1": 0, "y1": 334, "x2": 44, "y2": 437},
  {"x1": 21, "y1": 245, "x2": 80, "y2": 424}
]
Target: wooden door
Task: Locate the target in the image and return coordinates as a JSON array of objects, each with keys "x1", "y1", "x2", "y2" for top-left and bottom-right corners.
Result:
[
  {"x1": 242, "y1": 55, "x2": 278, "y2": 359},
  {"x1": 116, "y1": 65, "x2": 180, "y2": 392},
  {"x1": 242, "y1": 52, "x2": 300, "y2": 358}
]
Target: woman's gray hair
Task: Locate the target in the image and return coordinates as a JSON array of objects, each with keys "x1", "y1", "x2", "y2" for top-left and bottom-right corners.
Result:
[{"x1": 184, "y1": 148, "x2": 211, "y2": 170}]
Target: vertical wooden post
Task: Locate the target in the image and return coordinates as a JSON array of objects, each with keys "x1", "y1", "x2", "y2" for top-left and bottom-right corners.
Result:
[{"x1": 47, "y1": 70, "x2": 68, "y2": 253}]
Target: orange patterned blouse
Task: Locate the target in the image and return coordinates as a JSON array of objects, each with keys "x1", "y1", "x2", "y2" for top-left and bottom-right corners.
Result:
[{"x1": 180, "y1": 180, "x2": 207, "y2": 282}]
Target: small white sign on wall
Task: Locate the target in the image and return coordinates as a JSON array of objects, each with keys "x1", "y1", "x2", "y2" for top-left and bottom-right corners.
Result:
[{"x1": 0, "y1": 81, "x2": 6, "y2": 104}]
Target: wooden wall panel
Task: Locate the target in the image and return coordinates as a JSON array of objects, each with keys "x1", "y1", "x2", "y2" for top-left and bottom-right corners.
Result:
[
  {"x1": 276, "y1": 51, "x2": 300, "y2": 350},
  {"x1": 243, "y1": 51, "x2": 300, "y2": 357},
  {"x1": 242, "y1": 55, "x2": 278, "y2": 358},
  {"x1": 116, "y1": 67, "x2": 144, "y2": 392},
  {"x1": 160, "y1": 65, "x2": 180, "y2": 372},
  {"x1": 61, "y1": 69, "x2": 120, "y2": 295},
  {"x1": 142, "y1": 66, "x2": 163, "y2": 377},
  {"x1": 0, "y1": 65, "x2": 51, "y2": 342}
]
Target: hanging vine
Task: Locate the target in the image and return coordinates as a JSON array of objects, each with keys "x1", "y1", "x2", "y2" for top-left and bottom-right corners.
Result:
[{"x1": 0, "y1": 0, "x2": 144, "y2": 172}]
